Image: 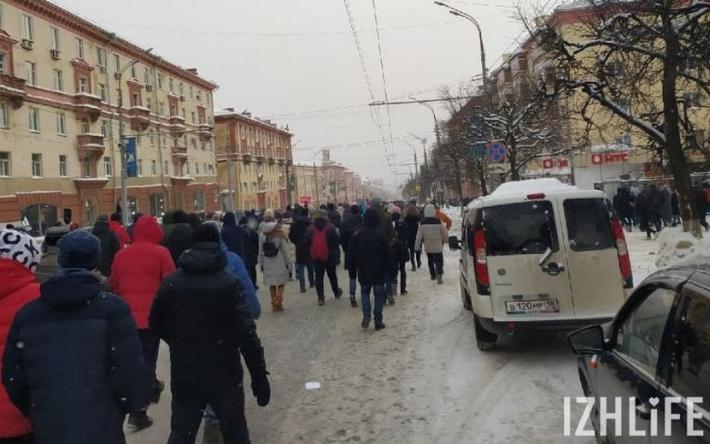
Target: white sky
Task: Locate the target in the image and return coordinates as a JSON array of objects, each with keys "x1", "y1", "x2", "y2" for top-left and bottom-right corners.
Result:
[{"x1": 53, "y1": 0, "x2": 538, "y2": 192}]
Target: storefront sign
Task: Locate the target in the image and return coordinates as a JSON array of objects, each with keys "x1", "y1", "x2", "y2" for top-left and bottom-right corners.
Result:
[
  {"x1": 591, "y1": 152, "x2": 629, "y2": 165},
  {"x1": 299, "y1": 195, "x2": 312, "y2": 204},
  {"x1": 543, "y1": 158, "x2": 570, "y2": 169}
]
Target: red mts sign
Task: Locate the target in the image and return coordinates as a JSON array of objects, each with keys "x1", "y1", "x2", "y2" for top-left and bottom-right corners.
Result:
[
  {"x1": 591, "y1": 152, "x2": 629, "y2": 165},
  {"x1": 542, "y1": 158, "x2": 570, "y2": 169}
]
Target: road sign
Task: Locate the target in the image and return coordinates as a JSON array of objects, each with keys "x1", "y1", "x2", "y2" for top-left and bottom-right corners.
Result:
[
  {"x1": 125, "y1": 137, "x2": 137, "y2": 177},
  {"x1": 487, "y1": 142, "x2": 507, "y2": 162}
]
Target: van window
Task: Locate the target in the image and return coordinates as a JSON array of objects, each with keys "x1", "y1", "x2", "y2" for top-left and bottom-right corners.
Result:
[
  {"x1": 483, "y1": 201, "x2": 557, "y2": 256},
  {"x1": 671, "y1": 292, "x2": 710, "y2": 410},
  {"x1": 564, "y1": 198, "x2": 614, "y2": 251}
]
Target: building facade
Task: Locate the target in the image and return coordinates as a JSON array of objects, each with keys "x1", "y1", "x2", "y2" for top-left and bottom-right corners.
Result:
[
  {"x1": 215, "y1": 109, "x2": 293, "y2": 211},
  {"x1": 292, "y1": 164, "x2": 318, "y2": 206},
  {"x1": 0, "y1": 0, "x2": 219, "y2": 233}
]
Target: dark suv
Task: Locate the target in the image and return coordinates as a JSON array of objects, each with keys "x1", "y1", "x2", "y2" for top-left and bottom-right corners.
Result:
[{"x1": 568, "y1": 263, "x2": 710, "y2": 442}]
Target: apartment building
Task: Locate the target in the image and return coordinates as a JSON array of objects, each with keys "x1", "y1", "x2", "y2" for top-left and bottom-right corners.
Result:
[
  {"x1": 0, "y1": 0, "x2": 219, "y2": 233},
  {"x1": 215, "y1": 109, "x2": 293, "y2": 211}
]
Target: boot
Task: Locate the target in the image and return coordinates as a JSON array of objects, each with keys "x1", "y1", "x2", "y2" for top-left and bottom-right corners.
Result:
[
  {"x1": 150, "y1": 379, "x2": 165, "y2": 404},
  {"x1": 350, "y1": 296, "x2": 358, "y2": 308},
  {"x1": 334, "y1": 288, "x2": 343, "y2": 299},
  {"x1": 202, "y1": 421, "x2": 224, "y2": 444},
  {"x1": 318, "y1": 297, "x2": 325, "y2": 306},
  {"x1": 437, "y1": 274, "x2": 443, "y2": 285},
  {"x1": 361, "y1": 318, "x2": 370, "y2": 329},
  {"x1": 387, "y1": 293, "x2": 395, "y2": 306},
  {"x1": 375, "y1": 322, "x2": 386, "y2": 331},
  {"x1": 411, "y1": 264, "x2": 416, "y2": 272},
  {"x1": 127, "y1": 412, "x2": 154, "y2": 432}
]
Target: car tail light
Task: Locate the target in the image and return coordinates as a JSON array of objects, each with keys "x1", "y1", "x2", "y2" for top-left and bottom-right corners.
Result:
[
  {"x1": 527, "y1": 193, "x2": 546, "y2": 200},
  {"x1": 473, "y1": 228, "x2": 490, "y2": 294},
  {"x1": 611, "y1": 218, "x2": 633, "y2": 288}
]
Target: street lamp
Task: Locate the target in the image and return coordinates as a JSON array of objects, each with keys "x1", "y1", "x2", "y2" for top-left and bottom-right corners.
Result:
[
  {"x1": 116, "y1": 47, "x2": 153, "y2": 225},
  {"x1": 410, "y1": 98, "x2": 441, "y2": 148},
  {"x1": 433, "y1": 1, "x2": 488, "y2": 98}
]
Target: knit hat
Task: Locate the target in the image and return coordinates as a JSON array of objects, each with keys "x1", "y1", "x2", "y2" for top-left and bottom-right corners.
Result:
[
  {"x1": 364, "y1": 209, "x2": 380, "y2": 228},
  {"x1": 194, "y1": 222, "x2": 221, "y2": 243},
  {"x1": 58, "y1": 230, "x2": 100, "y2": 270},
  {"x1": 0, "y1": 229, "x2": 42, "y2": 272},
  {"x1": 388, "y1": 203, "x2": 401, "y2": 215}
]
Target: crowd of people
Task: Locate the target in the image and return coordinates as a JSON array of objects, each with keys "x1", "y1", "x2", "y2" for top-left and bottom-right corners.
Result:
[
  {"x1": 613, "y1": 181, "x2": 710, "y2": 238},
  {"x1": 0, "y1": 198, "x2": 452, "y2": 444}
]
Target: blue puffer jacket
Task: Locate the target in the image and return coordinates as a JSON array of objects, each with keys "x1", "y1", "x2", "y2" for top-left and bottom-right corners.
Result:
[
  {"x1": 221, "y1": 242, "x2": 261, "y2": 320},
  {"x1": 1, "y1": 269, "x2": 148, "y2": 444}
]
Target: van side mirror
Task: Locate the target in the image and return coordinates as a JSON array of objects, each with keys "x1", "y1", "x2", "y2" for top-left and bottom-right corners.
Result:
[
  {"x1": 448, "y1": 235, "x2": 461, "y2": 250},
  {"x1": 567, "y1": 325, "x2": 605, "y2": 355}
]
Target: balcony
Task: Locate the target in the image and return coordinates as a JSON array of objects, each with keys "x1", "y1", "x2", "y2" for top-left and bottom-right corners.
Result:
[
  {"x1": 128, "y1": 106, "x2": 151, "y2": 132},
  {"x1": 171, "y1": 144, "x2": 188, "y2": 158},
  {"x1": 256, "y1": 154, "x2": 265, "y2": 163},
  {"x1": 76, "y1": 133, "x2": 105, "y2": 159},
  {"x1": 268, "y1": 157, "x2": 275, "y2": 165},
  {"x1": 74, "y1": 93, "x2": 102, "y2": 122},
  {"x1": 198, "y1": 123, "x2": 212, "y2": 142},
  {"x1": 0, "y1": 74, "x2": 27, "y2": 108},
  {"x1": 169, "y1": 115, "x2": 186, "y2": 137},
  {"x1": 277, "y1": 158, "x2": 285, "y2": 165}
]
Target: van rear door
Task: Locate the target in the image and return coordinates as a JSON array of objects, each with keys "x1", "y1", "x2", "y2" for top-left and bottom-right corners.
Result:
[
  {"x1": 559, "y1": 197, "x2": 626, "y2": 319},
  {"x1": 483, "y1": 200, "x2": 575, "y2": 320}
]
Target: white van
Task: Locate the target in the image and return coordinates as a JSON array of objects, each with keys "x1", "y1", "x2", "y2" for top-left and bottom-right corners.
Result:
[{"x1": 453, "y1": 179, "x2": 633, "y2": 350}]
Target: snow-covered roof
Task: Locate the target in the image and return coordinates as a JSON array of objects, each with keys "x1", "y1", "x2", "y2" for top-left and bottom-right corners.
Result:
[
  {"x1": 555, "y1": 0, "x2": 594, "y2": 12},
  {"x1": 490, "y1": 178, "x2": 578, "y2": 197}
]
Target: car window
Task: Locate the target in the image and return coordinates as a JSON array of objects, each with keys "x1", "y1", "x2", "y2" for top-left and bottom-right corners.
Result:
[
  {"x1": 483, "y1": 201, "x2": 557, "y2": 256},
  {"x1": 671, "y1": 291, "x2": 710, "y2": 410},
  {"x1": 564, "y1": 198, "x2": 615, "y2": 252},
  {"x1": 615, "y1": 287, "x2": 676, "y2": 374}
]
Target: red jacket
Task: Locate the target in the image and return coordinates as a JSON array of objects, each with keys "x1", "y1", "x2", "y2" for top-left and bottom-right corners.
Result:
[
  {"x1": 0, "y1": 259, "x2": 38, "y2": 438},
  {"x1": 109, "y1": 220, "x2": 131, "y2": 247},
  {"x1": 110, "y1": 217, "x2": 175, "y2": 329},
  {"x1": 436, "y1": 210, "x2": 453, "y2": 231}
]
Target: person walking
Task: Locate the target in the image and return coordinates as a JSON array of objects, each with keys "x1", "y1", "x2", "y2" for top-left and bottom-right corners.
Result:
[
  {"x1": 221, "y1": 211, "x2": 246, "y2": 259},
  {"x1": 259, "y1": 219, "x2": 292, "y2": 312},
  {"x1": 162, "y1": 210, "x2": 194, "y2": 264},
  {"x1": 242, "y1": 213, "x2": 260, "y2": 289},
  {"x1": 0, "y1": 230, "x2": 41, "y2": 444},
  {"x1": 403, "y1": 201, "x2": 421, "y2": 271},
  {"x1": 288, "y1": 207, "x2": 315, "y2": 293},
  {"x1": 671, "y1": 188, "x2": 681, "y2": 227},
  {"x1": 341, "y1": 205, "x2": 363, "y2": 306},
  {"x1": 369, "y1": 198, "x2": 395, "y2": 304},
  {"x1": 348, "y1": 209, "x2": 390, "y2": 330},
  {"x1": 149, "y1": 224, "x2": 270, "y2": 444},
  {"x1": 109, "y1": 212, "x2": 131, "y2": 247},
  {"x1": 390, "y1": 206, "x2": 409, "y2": 295},
  {"x1": 110, "y1": 216, "x2": 175, "y2": 431},
  {"x1": 92, "y1": 214, "x2": 121, "y2": 277},
  {"x1": 305, "y1": 210, "x2": 343, "y2": 306},
  {"x1": 3, "y1": 230, "x2": 148, "y2": 444},
  {"x1": 415, "y1": 204, "x2": 448, "y2": 284},
  {"x1": 647, "y1": 184, "x2": 664, "y2": 234},
  {"x1": 326, "y1": 203, "x2": 342, "y2": 231},
  {"x1": 660, "y1": 184, "x2": 672, "y2": 227},
  {"x1": 696, "y1": 185, "x2": 710, "y2": 231}
]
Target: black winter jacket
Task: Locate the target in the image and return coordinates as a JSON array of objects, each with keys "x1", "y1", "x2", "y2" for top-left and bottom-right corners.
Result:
[
  {"x1": 2, "y1": 269, "x2": 148, "y2": 444},
  {"x1": 242, "y1": 228, "x2": 259, "y2": 268},
  {"x1": 288, "y1": 216, "x2": 312, "y2": 265},
  {"x1": 340, "y1": 212, "x2": 363, "y2": 251},
  {"x1": 149, "y1": 242, "x2": 266, "y2": 399},
  {"x1": 92, "y1": 220, "x2": 121, "y2": 276},
  {"x1": 403, "y1": 214, "x2": 420, "y2": 244},
  {"x1": 221, "y1": 212, "x2": 246, "y2": 259},
  {"x1": 347, "y1": 227, "x2": 390, "y2": 285}
]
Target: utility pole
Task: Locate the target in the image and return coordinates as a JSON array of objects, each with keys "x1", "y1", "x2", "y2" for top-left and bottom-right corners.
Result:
[{"x1": 225, "y1": 135, "x2": 235, "y2": 212}]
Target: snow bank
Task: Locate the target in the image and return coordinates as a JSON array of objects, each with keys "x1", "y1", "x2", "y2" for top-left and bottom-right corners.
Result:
[
  {"x1": 654, "y1": 230, "x2": 710, "y2": 268},
  {"x1": 489, "y1": 178, "x2": 576, "y2": 197}
]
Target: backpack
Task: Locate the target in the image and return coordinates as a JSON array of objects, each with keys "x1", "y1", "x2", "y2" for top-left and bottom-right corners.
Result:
[
  {"x1": 262, "y1": 237, "x2": 279, "y2": 258},
  {"x1": 310, "y1": 228, "x2": 330, "y2": 262}
]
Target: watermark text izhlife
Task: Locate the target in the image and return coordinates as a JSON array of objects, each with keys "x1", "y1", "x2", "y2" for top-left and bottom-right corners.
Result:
[{"x1": 564, "y1": 396, "x2": 705, "y2": 437}]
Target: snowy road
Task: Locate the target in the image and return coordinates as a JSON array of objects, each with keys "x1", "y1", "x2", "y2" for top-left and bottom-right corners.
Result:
[{"x1": 127, "y1": 226, "x2": 661, "y2": 444}]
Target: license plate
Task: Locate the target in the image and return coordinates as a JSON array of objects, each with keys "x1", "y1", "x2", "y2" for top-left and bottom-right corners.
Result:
[{"x1": 505, "y1": 299, "x2": 560, "y2": 314}]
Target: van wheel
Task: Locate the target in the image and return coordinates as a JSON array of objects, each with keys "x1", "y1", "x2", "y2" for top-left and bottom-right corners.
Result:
[
  {"x1": 460, "y1": 284, "x2": 473, "y2": 311},
  {"x1": 473, "y1": 314, "x2": 497, "y2": 351}
]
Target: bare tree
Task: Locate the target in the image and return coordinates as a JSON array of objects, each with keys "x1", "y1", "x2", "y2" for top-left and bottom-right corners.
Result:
[{"x1": 524, "y1": 0, "x2": 710, "y2": 234}]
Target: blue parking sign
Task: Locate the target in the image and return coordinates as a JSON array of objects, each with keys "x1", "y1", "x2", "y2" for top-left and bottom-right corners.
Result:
[{"x1": 125, "y1": 137, "x2": 137, "y2": 177}]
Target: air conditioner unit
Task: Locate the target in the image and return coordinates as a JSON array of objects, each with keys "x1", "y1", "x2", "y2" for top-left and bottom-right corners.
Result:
[
  {"x1": 20, "y1": 39, "x2": 33, "y2": 50},
  {"x1": 145, "y1": 84, "x2": 153, "y2": 92},
  {"x1": 50, "y1": 49, "x2": 61, "y2": 60}
]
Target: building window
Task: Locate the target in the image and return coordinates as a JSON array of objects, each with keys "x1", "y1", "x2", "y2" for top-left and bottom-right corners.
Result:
[
  {"x1": 0, "y1": 152, "x2": 9, "y2": 176},
  {"x1": 209, "y1": 164, "x2": 214, "y2": 175},
  {"x1": 81, "y1": 157, "x2": 91, "y2": 177},
  {"x1": 96, "y1": 47, "x2": 106, "y2": 68},
  {"x1": 181, "y1": 108, "x2": 186, "y2": 119},
  {"x1": 159, "y1": 102, "x2": 165, "y2": 116},
  {"x1": 195, "y1": 162, "x2": 200, "y2": 175},
  {"x1": 59, "y1": 154, "x2": 67, "y2": 177},
  {"x1": 146, "y1": 98, "x2": 152, "y2": 112},
  {"x1": 203, "y1": 163, "x2": 207, "y2": 175},
  {"x1": 79, "y1": 77, "x2": 88, "y2": 93},
  {"x1": 163, "y1": 160, "x2": 169, "y2": 176},
  {"x1": 193, "y1": 190, "x2": 205, "y2": 211},
  {"x1": 98, "y1": 83, "x2": 107, "y2": 101},
  {"x1": 28, "y1": 107, "x2": 39, "y2": 132},
  {"x1": 169, "y1": 77, "x2": 174, "y2": 92},
  {"x1": 25, "y1": 61, "x2": 36, "y2": 85},
  {"x1": 191, "y1": 111, "x2": 196, "y2": 124},
  {"x1": 56, "y1": 112, "x2": 66, "y2": 135},
  {"x1": 190, "y1": 138, "x2": 197, "y2": 149},
  {"x1": 0, "y1": 102, "x2": 8, "y2": 128},
  {"x1": 50, "y1": 26, "x2": 60, "y2": 50},
  {"x1": 196, "y1": 91, "x2": 202, "y2": 102},
  {"x1": 22, "y1": 14, "x2": 33, "y2": 41},
  {"x1": 131, "y1": 92, "x2": 140, "y2": 107},
  {"x1": 31, "y1": 153, "x2": 42, "y2": 177},
  {"x1": 104, "y1": 157, "x2": 112, "y2": 176},
  {"x1": 130, "y1": 63, "x2": 136, "y2": 79},
  {"x1": 186, "y1": 162, "x2": 190, "y2": 175},
  {"x1": 143, "y1": 67, "x2": 150, "y2": 85},
  {"x1": 101, "y1": 120, "x2": 109, "y2": 138},
  {"x1": 75, "y1": 38, "x2": 84, "y2": 59},
  {"x1": 179, "y1": 82, "x2": 184, "y2": 95},
  {"x1": 113, "y1": 54, "x2": 120, "y2": 73},
  {"x1": 0, "y1": 53, "x2": 5, "y2": 74},
  {"x1": 53, "y1": 69, "x2": 63, "y2": 91},
  {"x1": 156, "y1": 72, "x2": 162, "y2": 89},
  {"x1": 189, "y1": 86, "x2": 193, "y2": 98},
  {"x1": 151, "y1": 160, "x2": 157, "y2": 175},
  {"x1": 137, "y1": 159, "x2": 143, "y2": 176},
  {"x1": 81, "y1": 119, "x2": 90, "y2": 133}
]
